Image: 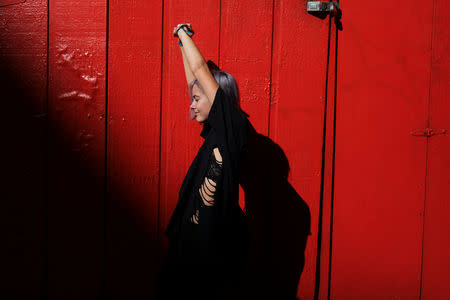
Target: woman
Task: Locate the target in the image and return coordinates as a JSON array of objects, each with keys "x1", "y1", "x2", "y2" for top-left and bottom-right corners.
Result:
[{"x1": 155, "y1": 24, "x2": 250, "y2": 300}]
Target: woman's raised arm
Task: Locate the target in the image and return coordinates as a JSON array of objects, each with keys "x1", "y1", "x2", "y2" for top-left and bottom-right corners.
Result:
[
  {"x1": 176, "y1": 26, "x2": 218, "y2": 105},
  {"x1": 180, "y1": 46, "x2": 196, "y2": 87}
]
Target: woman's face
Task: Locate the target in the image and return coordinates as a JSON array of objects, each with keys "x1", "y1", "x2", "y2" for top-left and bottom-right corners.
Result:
[{"x1": 190, "y1": 84, "x2": 212, "y2": 123}]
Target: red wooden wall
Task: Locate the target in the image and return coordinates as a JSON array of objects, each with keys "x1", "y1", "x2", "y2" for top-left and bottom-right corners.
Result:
[
  {"x1": 327, "y1": 1, "x2": 450, "y2": 299},
  {"x1": 1, "y1": 0, "x2": 448, "y2": 299}
]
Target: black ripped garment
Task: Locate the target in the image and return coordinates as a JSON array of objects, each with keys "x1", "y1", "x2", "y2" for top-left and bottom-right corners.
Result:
[{"x1": 156, "y1": 86, "x2": 250, "y2": 300}]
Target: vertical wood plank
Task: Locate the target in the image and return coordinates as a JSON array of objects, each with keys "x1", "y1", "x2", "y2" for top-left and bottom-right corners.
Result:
[
  {"x1": 219, "y1": 1, "x2": 275, "y2": 298},
  {"x1": 330, "y1": 0, "x2": 432, "y2": 298},
  {"x1": 159, "y1": 0, "x2": 220, "y2": 252},
  {"x1": 0, "y1": 0, "x2": 47, "y2": 298},
  {"x1": 106, "y1": 0, "x2": 162, "y2": 297},
  {"x1": 48, "y1": 0, "x2": 106, "y2": 297},
  {"x1": 269, "y1": 1, "x2": 330, "y2": 299},
  {"x1": 421, "y1": 0, "x2": 450, "y2": 298},
  {"x1": 219, "y1": 0, "x2": 273, "y2": 134}
]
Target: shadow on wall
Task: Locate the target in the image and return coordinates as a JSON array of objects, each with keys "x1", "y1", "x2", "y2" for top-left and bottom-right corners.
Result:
[
  {"x1": 1, "y1": 57, "x2": 48, "y2": 299},
  {"x1": 0, "y1": 58, "x2": 160, "y2": 299},
  {"x1": 1, "y1": 44, "x2": 311, "y2": 299},
  {"x1": 240, "y1": 121, "x2": 312, "y2": 300},
  {"x1": 0, "y1": 55, "x2": 311, "y2": 299}
]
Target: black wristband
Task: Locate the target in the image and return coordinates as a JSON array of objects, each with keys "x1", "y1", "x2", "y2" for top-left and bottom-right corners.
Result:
[
  {"x1": 177, "y1": 26, "x2": 194, "y2": 47},
  {"x1": 174, "y1": 24, "x2": 194, "y2": 37}
]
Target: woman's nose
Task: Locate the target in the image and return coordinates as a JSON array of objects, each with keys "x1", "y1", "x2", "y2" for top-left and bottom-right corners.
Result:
[{"x1": 190, "y1": 101, "x2": 196, "y2": 109}]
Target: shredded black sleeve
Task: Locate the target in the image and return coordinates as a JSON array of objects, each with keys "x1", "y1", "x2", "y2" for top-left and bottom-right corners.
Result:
[
  {"x1": 189, "y1": 148, "x2": 223, "y2": 225},
  {"x1": 207, "y1": 86, "x2": 249, "y2": 223}
]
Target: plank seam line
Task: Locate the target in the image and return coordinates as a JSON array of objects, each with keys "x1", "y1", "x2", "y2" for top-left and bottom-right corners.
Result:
[
  {"x1": 267, "y1": 0, "x2": 275, "y2": 136},
  {"x1": 157, "y1": 0, "x2": 165, "y2": 251},
  {"x1": 419, "y1": 0, "x2": 436, "y2": 298},
  {"x1": 102, "y1": 0, "x2": 110, "y2": 297},
  {"x1": 44, "y1": 0, "x2": 50, "y2": 298},
  {"x1": 218, "y1": 0, "x2": 221, "y2": 65}
]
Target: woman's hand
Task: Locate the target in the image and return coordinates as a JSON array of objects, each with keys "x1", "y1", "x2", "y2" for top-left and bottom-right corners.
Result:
[{"x1": 173, "y1": 23, "x2": 192, "y2": 37}]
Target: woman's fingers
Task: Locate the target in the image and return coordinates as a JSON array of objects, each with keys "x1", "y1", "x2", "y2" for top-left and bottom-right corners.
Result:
[
  {"x1": 173, "y1": 25, "x2": 181, "y2": 36},
  {"x1": 173, "y1": 24, "x2": 184, "y2": 37}
]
